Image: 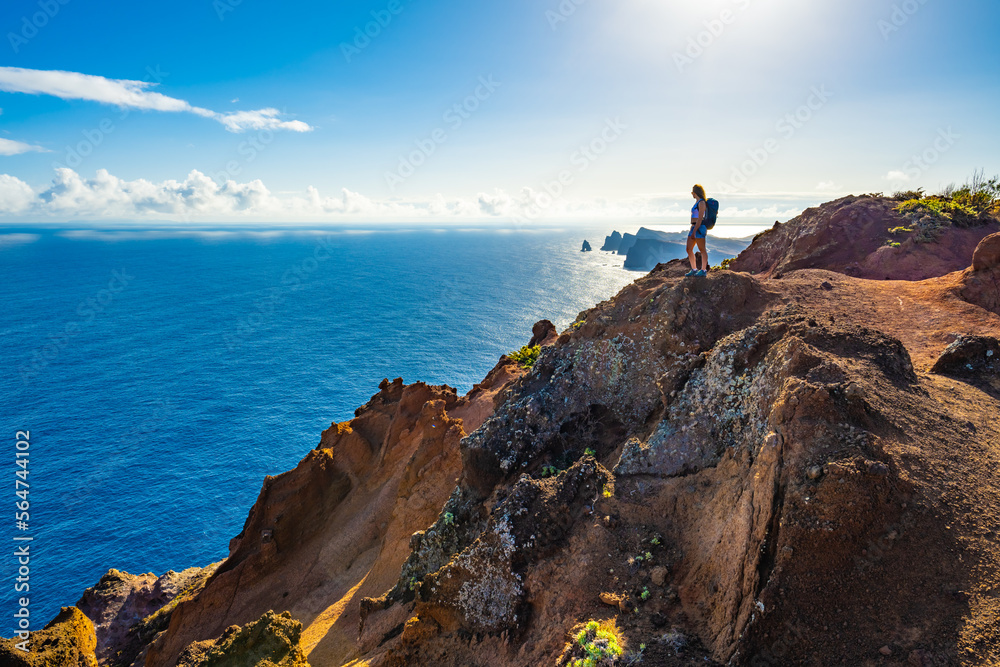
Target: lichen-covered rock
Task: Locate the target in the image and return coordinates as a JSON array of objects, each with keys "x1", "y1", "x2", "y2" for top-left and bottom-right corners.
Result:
[
  {"x1": 930, "y1": 335, "x2": 1000, "y2": 379},
  {"x1": 175, "y1": 610, "x2": 309, "y2": 667},
  {"x1": 0, "y1": 606, "x2": 98, "y2": 667},
  {"x1": 462, "y1": 270, "x2": 774, "y2": 498},
  {"x1": 405, "y1": 459, "x2": 611, "y2": 636}
]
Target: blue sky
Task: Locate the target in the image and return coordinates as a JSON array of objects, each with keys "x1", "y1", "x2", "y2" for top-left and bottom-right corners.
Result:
[{"x1": 0, "y1": 0, "x2": 998, "y2": 222}]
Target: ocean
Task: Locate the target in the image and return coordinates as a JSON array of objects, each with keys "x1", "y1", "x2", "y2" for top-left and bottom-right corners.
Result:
[{"x1": 0, "y1": 222, "x2": 762, "y2": 626}]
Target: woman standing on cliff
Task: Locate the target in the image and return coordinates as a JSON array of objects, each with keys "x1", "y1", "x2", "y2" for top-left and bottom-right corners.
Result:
[{"x1": 686, "y1": 185, "x2": 709, "y2": 277}]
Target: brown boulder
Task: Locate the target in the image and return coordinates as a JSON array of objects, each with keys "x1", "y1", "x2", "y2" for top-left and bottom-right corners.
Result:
[
  {"x1": 528, "y1": 319, "x2": 558, "y2": 347},
  {"x1": 972, "y1": 232, "x2": 1000, "y2": 271},
  {"x1": 960, "y1": 232, "x2": 1000, "y2": 315}
]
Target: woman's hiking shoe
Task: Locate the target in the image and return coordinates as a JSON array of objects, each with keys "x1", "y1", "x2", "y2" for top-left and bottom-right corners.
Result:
[
  {"x1": 695, "y1": 269, "x2": 707, "y2": 277},
  {"x1": 684, "y1": 269, "x2": 697, "y2": 277}
]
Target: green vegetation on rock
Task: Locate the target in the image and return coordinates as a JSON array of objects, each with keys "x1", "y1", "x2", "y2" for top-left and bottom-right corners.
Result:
[
  {"x1": 566, "y1": 619, "x2": 626, "y2": 667},
  {"x1": 175, "y1": 610, "x2": 310, "y2": 667},
  {"x1": 508, "y1": 345, "x2": 541, "y2": 369}
]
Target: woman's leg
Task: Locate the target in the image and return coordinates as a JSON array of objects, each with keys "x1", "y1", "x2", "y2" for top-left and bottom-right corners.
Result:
[
  {"x1": 696, "y1": 237, "x2": 708, "y2": 270},
  {"x1": 686, "y1": 236, "x2": 697, "y2": 270}
]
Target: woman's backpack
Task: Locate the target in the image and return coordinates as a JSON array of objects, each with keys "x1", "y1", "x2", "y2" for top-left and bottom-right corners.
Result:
[{"x1": 704, "y1": 198, "x2": 720, "y2": 229}]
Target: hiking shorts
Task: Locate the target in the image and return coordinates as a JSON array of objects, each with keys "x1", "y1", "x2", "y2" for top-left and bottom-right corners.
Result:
[{"x1": 689, "y1": 223, "x2": 708, "y2": 239}]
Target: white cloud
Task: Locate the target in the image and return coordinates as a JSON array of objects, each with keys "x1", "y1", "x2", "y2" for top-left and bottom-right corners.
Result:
[
  {"x1": 885, "y1": 170, "x2": 910, "y2": 182},
  {"x1": 816, "y1": 181, "x2": 841, "y2": 191},
  {"x1": 0, "y1": 137, "x2": 48, "y2": 156},
  {"x1": 0, "y1": 168, "x2": 822, "y2": 222},
  {"x1": 0, "y1": 67, "x2": 312, "y2": 133},
  {"x1": 214, "y1": 108, "x2": 312, "y2": 133},
  {"x1": 0, "y1": 174, "x2": 36, "y2": 212}
]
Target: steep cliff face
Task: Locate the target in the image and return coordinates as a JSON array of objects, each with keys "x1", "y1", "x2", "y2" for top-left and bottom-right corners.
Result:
[
  {"x1": 140, "y1": 358, "x2": 525, "y2": 667},
  {"x1": 730, "y1": 195, "x2": 1000, "y2": 280}
]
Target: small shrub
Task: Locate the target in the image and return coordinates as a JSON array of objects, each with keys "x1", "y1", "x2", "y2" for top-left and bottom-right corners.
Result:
[
  {"x1": 442, "y1": 512, "x2": 454, "y2": 526},
  {"x1": 572, "y1": 320, "x2": 585, "y2": 330},
  {"x1": 640, "y1": 587, "x2": 650, "y2": 601},
  {"x1": 885, "y1": 241, "x2": 901, "y2": 248},
  {"x1": 952, "y1": 169, "x2": 1000, "y2": 214},
  {"x1": 895, "y1": 196, "x2": 978, "y2": 242},
  {"x1": 508, "y1": 345, "x2": 541, "y2": 368},
  {"x1": 887, "y1": 226, "x2": 913, "y2": 235},
  {"x1": 584, "y1": 447, "x2": 597, "y2": 457},
  {"x1": 719, "y1": 257, "x2": 735, "y2": 270},
  {"x1": 565, "y1": 618, "x2": 626, "y2": 667},
  {"x1": 892, "y1": 188, "x2": 924, "y2": 201},
  {"x1": 541, "y1": 465, "x2": 559, "y2": 478},
  {"x1": 658, "y1": 629, "x2": 688, "y2": 656}
]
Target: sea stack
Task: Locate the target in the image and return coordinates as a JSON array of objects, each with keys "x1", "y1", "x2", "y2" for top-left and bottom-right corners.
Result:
[
  {"x1": 581, "y1": 240, "x2": 592, "y2": 252},
  {"x1": 600, "y1": 231, "x2": 623, "y2": 252}
]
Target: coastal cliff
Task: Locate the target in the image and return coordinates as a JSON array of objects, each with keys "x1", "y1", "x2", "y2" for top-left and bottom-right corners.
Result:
[{"x1": 5, "y1": 196, "x2": 1000, "y2": 666}]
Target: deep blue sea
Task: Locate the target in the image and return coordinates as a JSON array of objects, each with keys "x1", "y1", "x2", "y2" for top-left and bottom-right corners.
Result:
[
  {"x1": 0, "y1": 224, "x2": 638, "y2": 627},
  {"x1": 0, "y1": 222, "x2": 763, "y2": 628}
]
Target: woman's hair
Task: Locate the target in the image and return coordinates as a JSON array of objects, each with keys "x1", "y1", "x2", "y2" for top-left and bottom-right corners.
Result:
[{"x1": 692, "y1": 184, "x2": 707, "y2": 201}]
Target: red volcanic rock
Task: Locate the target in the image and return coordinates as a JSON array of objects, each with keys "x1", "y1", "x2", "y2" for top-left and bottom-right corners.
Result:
[
  {"x1": 972, "y1": 232, "x2": 1000, "y2": 271},
  {"x1": 959, "y1": 232, "x2": 1000, "y2": 315},
  {"x1": 76, "y1": 566, "x2": 210, "y2": 664},
  {"x1": 730, "y1": 196, "x2": 1000, "y2": 280},
  {"x1": 528, "y1": 319, "x2": 558, "y2": 347}
]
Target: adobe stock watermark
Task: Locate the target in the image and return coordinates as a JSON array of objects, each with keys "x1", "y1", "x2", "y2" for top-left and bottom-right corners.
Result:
[
  {"x1": 878, "y1": 0, "x2": 931, "y2": 41},
  {"x1": 885, "y1": 127, "x2": 959, "y2": 185},
  {"x1": 18, "y1": 269, "x2": 134, "y2": 384},
  {"x1": 717, "y1": 85, "x2": 832, "y2": 193},
  {"x1": 52, "y1": 66, "x2": 169, "y2": 170},
  {"x1": 674, "y1": 0, "x2": 753, "y2": 73},
  {"x1": 8, "y1": 0, "x2": 71, "y2": 54},
  {"x1": 545, "y1": 0, "x2": 587, "y2": 31},
  {"x1": 341, "y1": 0, "x2": 413, "y2": 62},
  {"x1": 511, "y1": 117, "x2": 627, "y2": 225},
  {"x1": 213, "y1": 0, "x2": 244, "y2": 21},
  {"x1": 384, "y1": 75, "x2": 501, "y2": 192}
]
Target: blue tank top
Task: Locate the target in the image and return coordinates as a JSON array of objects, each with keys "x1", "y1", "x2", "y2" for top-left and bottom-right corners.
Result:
[{"x1": 692, "y1": 199, "x2": 703, "y2": 219}]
